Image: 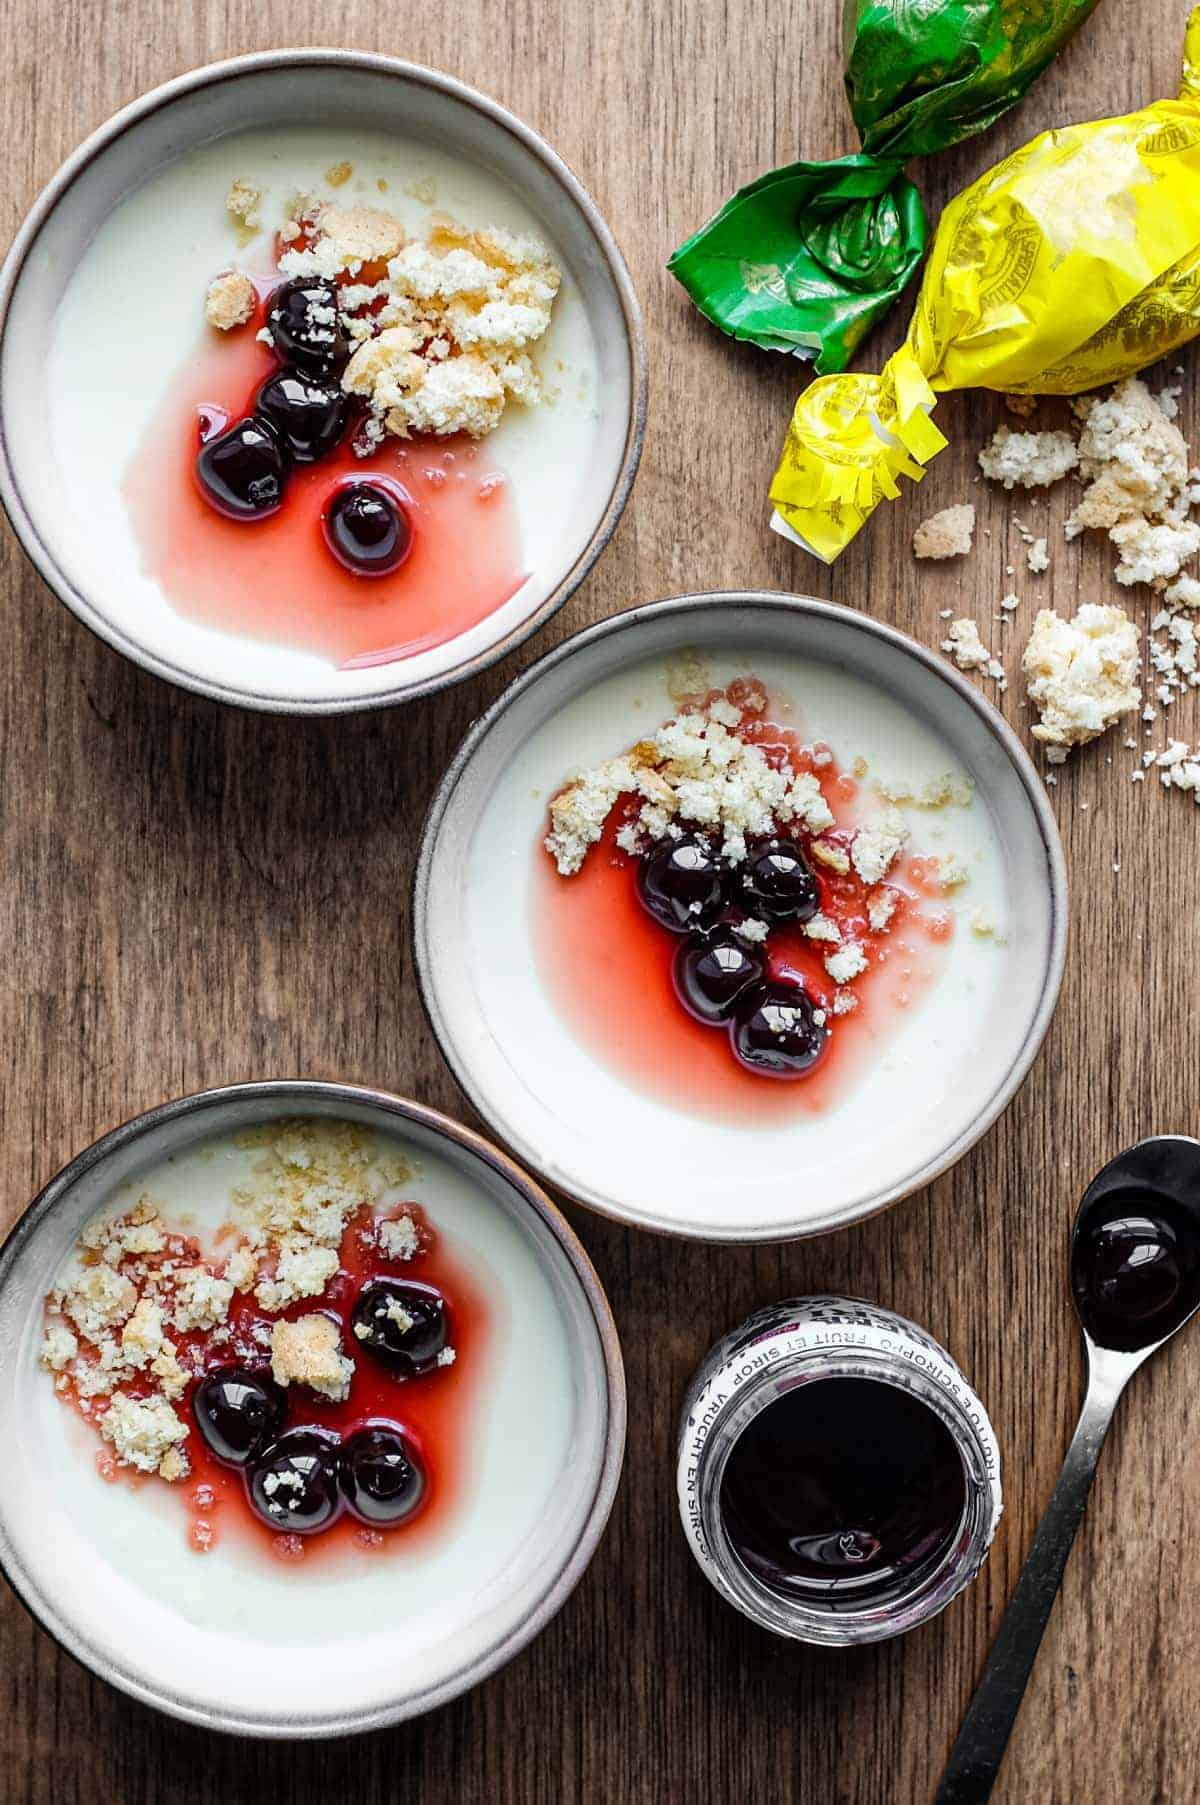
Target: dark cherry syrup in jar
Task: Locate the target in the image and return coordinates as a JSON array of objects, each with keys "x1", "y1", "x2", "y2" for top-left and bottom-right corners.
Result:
[{"x1": 719, "y1": 1377, "x2": 968, "y2": 1601}]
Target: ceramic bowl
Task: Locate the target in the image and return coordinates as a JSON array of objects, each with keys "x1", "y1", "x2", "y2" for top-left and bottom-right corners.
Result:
[
  {"x1": 414, "y1": 591, "x2": 1068, "y2": 1241},
  {"x1": 0, "y1": 1081, "x2": 625, "y2": 1735},
  {"x1": 0, "y1": 52, "x2": 645, "y2": 712}
]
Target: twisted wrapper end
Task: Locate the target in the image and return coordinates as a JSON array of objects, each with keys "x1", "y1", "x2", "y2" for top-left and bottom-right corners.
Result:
[
  {"x1": 668, "y1": 153, "x2": 926, "y2": 375},
  {"x1": 768, "y1": 345, "x2": 946, "y2": 562}
]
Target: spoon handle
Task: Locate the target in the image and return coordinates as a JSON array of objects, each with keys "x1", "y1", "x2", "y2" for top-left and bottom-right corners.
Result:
[{"x1": 935, "y1": 1379, "x2": 1122, "y2": 1805}]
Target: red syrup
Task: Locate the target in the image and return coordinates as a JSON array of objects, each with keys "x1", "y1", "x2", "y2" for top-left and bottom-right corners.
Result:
[
  {"x1": 122, "y1": 299, "x2": 527, "y2": 668},
  {"x1": 532, "y1": 699, "x2": 955, "y2": 1126},
  {"x1": 72, "y1": 1204, "x2": 494, "y2": 1567}
]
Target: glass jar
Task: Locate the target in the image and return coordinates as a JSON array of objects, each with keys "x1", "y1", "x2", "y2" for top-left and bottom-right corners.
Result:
[{"x1": 677, "y1": 1296, "x2": 1002, "y2": 1645}]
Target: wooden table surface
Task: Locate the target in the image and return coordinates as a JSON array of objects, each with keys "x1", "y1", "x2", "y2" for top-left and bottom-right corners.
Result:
[{"x1": 3, "y1": 1, "x2": 1199, "y2": 1800}]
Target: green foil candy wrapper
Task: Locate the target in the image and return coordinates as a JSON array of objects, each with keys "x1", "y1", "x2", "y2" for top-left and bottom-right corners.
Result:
[{"x1": 669, "y1": 0, "x2": 1102, "y2": 374}]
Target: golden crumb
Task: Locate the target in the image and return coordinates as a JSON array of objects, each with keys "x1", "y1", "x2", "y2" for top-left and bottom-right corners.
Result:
[
  {"x1": 913, "y1": 503, "x2": 975, "y2": 560},
  {"x1": 205, "y1": 269, "x2": 255, "y2": 331},
  {"x1": 1004, "y1": 392, "x2": 1038, "y2": 418},
  {"x1": 325, "y1": 160, "x2": 353, "y2": 188}
]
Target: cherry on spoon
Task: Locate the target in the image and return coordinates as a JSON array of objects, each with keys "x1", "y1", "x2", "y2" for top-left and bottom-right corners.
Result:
[{"x1": 936, "y1": 1136, "x2": 1200, "y2": 1803}]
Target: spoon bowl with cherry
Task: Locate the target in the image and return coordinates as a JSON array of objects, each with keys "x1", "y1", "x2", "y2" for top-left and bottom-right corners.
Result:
[{"x1": 936, "y1": 1135, "x2": 1200, "y2": 1804}]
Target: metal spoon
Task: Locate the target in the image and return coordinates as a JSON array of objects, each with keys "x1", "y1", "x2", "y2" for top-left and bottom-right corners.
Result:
[{"x1": 936, "y1": 1135, "x2": 1200, "y2": 1805}]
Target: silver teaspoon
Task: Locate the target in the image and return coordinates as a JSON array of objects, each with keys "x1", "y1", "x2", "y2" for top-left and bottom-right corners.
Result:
[{"x1": 936, "y1": 1134, "x2": 1200, "y2": 1805}]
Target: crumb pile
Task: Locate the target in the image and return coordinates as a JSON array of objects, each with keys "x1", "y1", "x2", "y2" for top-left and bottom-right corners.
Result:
[
  {"x1": 207, "y1": 179, "x2": 561, "y2": 443},
  {"x1": 39, "y1": 1121, "x2": 423, "y2": 1480},
  {"x1": 977, "y1": 378, "x2": 1200, "y2": 593},
  {"x1": 1021, "y1": 606, "x2": 1142, "y2": 763}
]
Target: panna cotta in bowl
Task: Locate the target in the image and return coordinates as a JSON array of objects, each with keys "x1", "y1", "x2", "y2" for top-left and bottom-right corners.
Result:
[
  {"x1": 415, "y1": 592, "x2": 1067, "y2": 1240},
  {"x1": 0, "y1": 53, "x2": 644, "y2": 710},
  {"x1": 0, "y1": 1082, "x2": 624, "y2": 1734}
]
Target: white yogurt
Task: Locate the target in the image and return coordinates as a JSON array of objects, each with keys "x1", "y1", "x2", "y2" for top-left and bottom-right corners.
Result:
[
  {"x1": 32, "y1": 1121, "x2": 575, "y2": 1643},
  {"x1": 39, "y1": 125, "x2": 602, "y2": 694}
]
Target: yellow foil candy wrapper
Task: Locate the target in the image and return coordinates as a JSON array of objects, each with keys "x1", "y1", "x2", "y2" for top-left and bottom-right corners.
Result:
[{"x1": 771, "y1": 6, "x2": 1200, "y2": 563}]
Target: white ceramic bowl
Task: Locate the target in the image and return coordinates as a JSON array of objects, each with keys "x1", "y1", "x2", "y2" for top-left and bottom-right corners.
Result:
[
  {"x1": 415, "y1": 592, "x2": 1068, "y2": 1241},
  {"x1": 0, "y1": 52, "x2": 645, "y2": 712},
  {"x1": 0, "y1": 1082, "x2": 625, "y2": 1735}
]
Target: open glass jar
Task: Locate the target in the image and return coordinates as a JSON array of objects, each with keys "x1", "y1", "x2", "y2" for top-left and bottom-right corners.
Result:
[{"x1": 677, "y1": 1296, "x2": 1002, "y2": 1645}]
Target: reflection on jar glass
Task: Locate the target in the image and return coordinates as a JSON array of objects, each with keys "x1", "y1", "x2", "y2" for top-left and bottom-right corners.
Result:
[{"x1": 676, "y1": 1297, "x2": 1002, "y2": 1645}]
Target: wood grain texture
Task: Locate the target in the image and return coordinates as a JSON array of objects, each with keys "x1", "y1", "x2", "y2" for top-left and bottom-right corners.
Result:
[{"x1": 1, "y1": 1, "x2": 1198, "y2": 1799}]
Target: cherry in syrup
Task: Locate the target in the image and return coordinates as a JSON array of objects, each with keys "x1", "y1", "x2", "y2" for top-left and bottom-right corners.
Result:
[
  {"x1": 255, "y1": 368, "x2": 349, "y2": 463},
  {"x1": 674, "y1": 930, "x2": 765, "y2": 1024},
  {"x1": 246, "y1": 1427, "x2": 343, "y2": 1535},
  {"x1": 637, "y1": 835, "x2": 729, "y2": 934},
  {"x1": 193, "y1": 1366, "x2": 287, "y2": 1467},
  {"x1": 737, "y1": 837, "x2": 819, "y2": 924},
  {"x1": 730, "y1": 981, "x2": 826, "y2": 1077},
  {"x1": 350, "y1": 1279, "x2": 448, "y2": 1377},
  {"x1": 266, "y1": 278, "x2": 350, "y2": 374},
  {"x1": 323, "y1": 482, "x2": 413, "y2": 576},
  {"x1": 195, "y1": 416, "x2": 288, "y2": 520},
  {"x1": 340, "y1": 1423, "x2": 425, "y2": 1527}
]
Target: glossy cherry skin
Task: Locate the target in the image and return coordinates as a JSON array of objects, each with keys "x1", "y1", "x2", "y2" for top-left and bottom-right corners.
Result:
[
  {"x1": 737, "y1": 838, "x2": 819, "y2": 925},
  {"x1": 350, "y1": 1279, "x2": 448, "y2": 1377},
  {"x1": 730, "y1": 981, "x2": 827, "y2": 1078},
  {"x1": 637, "y1": 835, "x2": 728, "y2": 934},
  {"x1": 255, "y1": 367, "x2": 349, "y2": 463},
  {"x1": 195, "y1": 415, "x2": 288, "y2": 519},
  {"x1": 265, "y1": 278, "x2": 349, "y2": 374},
  {"x1": 323, "y1": 482, "x2": 413, "y2": 576},
  {"x1": 246, "y1": 1427, "x2": 343, "y2": 1535},
  {"x1": 674, "y1": 930, "x2": 766, "y2": 1024},
  {"x1": 193, "y1": 1366, "x2": 287, "y2": 1468},
  {"x1": 339, "y1": 1423, "x2": 425, "y2": 1527}
]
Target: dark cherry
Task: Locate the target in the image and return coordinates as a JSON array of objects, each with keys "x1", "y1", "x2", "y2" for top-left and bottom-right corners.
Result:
[
  {"x1": 195, "y1": 415, "x2": 288, "y2": 520},
  {"x1": 246, "y1": 1427, "x2": 342, "y2": 1535},
  {"x1": 637, "y1": 834, "x2": 728, "y2": 934},
  {"x1": 323, "y1": 482, "x2": 413, "y2": 576},
  {"x1": 738, "y1": 837, "x2": 819, "y2": 925},
  {"x1": 674, "y1": 930, "x2": 766, "y2": 1025},
  {"x1": 350, "y1": 1279, "x2": 448, "y2": 1377},
  {"x1": 339, "y1": 1423, "x2": 425, "y2": 1527},
  {"x1": 265, "y1": 277, "x2": 350, "y2": 373},
  {"x1": 731, "y1": 981, "x2": 827, "y2": 1078},
  {"x1": 193, "y1": 1366, "x2": 287, "y2": 1468},
  {"x1": 255, "y1": 367, "x2": 349, "y2": 463}
]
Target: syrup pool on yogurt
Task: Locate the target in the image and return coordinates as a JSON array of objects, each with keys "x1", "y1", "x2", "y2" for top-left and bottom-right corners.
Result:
[
  {"x1": 531, "y1": 673, "x2": 999, "y2": 1126},
  {"x1": 462, "y1": 646, "x2": 1012, "y2": 1135},
  {"x1": 42, "y1": 124, "x2": 601, "y2": 684},
  {"x1": 33, "y1": 1119, "x2": 579, "y2": 1642}
]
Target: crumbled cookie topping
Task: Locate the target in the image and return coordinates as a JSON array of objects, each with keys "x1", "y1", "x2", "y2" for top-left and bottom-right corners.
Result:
[
  {"x1": 208, "y1": 184, "x2": 561, "y2": 444},
  {"x1": 270, "y1": 1314, "x2": 354, "y2": 1402},
  {"x1": 225, "y1": 179, "x2": 263, "y2": 232},
  {"x1": 41, "y1": 1120, "x2": 415, "y2": 1479},
  {"x1": 205, "y1": 269, "x2": 256, "y2": 331},
  {"x1": 545, "y1": 696, "x2": 836, "y2": 877}
]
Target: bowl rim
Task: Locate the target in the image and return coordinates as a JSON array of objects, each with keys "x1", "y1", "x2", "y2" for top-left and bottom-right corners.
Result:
[
  {"x1": 413, "y1": 588, "x2": 1070, "y2": 1242},
  {"x1": 0, "y1": 48, "x2": 648, "y2": 715},
  {"x1": 0, "y1": 1078, "x2": 627, "y2": 1737}
]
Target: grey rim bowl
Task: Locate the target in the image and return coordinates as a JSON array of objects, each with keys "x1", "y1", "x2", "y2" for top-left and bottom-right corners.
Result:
[
  {"x1": 0, "y1": 50, "x2": 647, "y2": 714},
  {"x1": 413, "y1": 590, "x2": 1070, "y2": 1242},
  {"x1": 0, "y1": 1080, "x2": 626, "y2": 1736}
]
